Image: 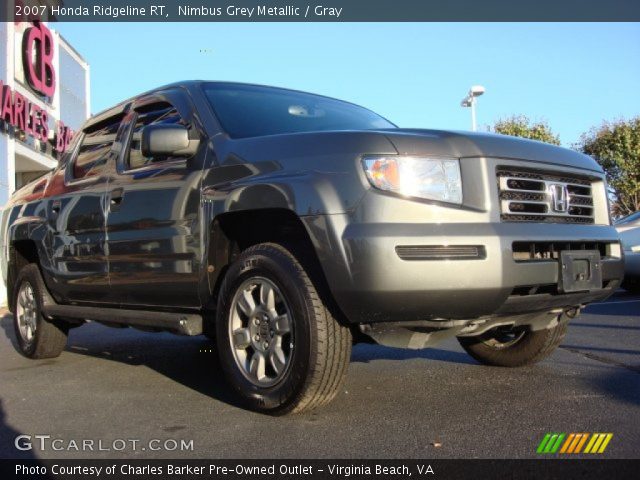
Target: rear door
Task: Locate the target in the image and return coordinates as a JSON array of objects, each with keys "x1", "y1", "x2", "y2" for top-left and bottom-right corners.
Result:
[
  {"x1": 47, "y1": 110, "x2": 125, "y2": 303},
  {"x1": 103, "y1": 90, "x2": 205, "y2": 308}
]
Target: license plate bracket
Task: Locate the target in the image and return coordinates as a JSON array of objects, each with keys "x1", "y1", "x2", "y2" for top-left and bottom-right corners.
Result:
[{"x1": 559, "y1": 250, "x2": 602, "y2": 293}]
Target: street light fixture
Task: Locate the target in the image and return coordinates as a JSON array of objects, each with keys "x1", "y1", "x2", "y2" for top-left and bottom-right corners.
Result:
[{"x1": 460, "y1": 85, "x2": 485, "y2": 131}]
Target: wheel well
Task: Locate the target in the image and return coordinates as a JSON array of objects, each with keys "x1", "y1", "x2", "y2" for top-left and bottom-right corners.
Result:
[
  {"x1": 216, "y1": 208, "x2": 312, "y2": 252},
  {"x1": 207, "y1": 209, "x2": 347, "y2": 324},
  {"x1": 7, "y1": 240, "x2": 40, "y2": 312}
]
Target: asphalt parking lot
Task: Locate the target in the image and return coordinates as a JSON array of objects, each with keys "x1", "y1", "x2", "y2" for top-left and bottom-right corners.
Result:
[{"x1": 1, "y1": 292, "x2": 638, "y2": 459}]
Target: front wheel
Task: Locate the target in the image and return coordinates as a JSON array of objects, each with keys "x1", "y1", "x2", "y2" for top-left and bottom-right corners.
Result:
[
  {"x1": 216, "y1": 243, "x2": 352, "y2": 414},
  {"x1": 457, "y1": 323, "x2": 567, "y2": 367}
]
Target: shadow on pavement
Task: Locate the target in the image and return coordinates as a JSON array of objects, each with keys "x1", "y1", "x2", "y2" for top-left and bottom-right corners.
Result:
[
  {"x1": 1, "y1": 309, "x2": 477, "y2": 415},
  {"x1": 0, "y1": 399, "x2": 40, "y2": 460},
  {"x1": 562, "y1": 344, "x2": 640, "y2": 356},
  {"x1": 1, "y1": 311, "x2": 244, "y2": 411},
  {"x1": 589, "y1": 368, "x2": 640, "y2": 407},
  {"x1": 570, "y1": 321, "x2": 640, "y2": 331},
  {"x1": 1, "y1": 312, "x2": 256, "y2": 452},
  {"x1": 582, "y1": 306, "x2": 639, "y2": 317},
  {"x1": 0, "y1": 313, "x2": 18, "y2": 352},
  {"x1": 65, "y1": 328, "x2": 242, "y2": 409},
  {"x1": 61, "y1": 328, "x2": 476, "y2": 413},
  {"x1": 583, "y1": 293, "x2": 640, "y2": 317},
  {"x1": 351, "y1": 343, "x2": 476, "y2": 364}
]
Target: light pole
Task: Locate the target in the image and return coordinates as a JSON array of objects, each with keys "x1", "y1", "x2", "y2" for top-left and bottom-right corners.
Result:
[{"x1": 460, "y1": 85, "x2": 485, "y2": 131}]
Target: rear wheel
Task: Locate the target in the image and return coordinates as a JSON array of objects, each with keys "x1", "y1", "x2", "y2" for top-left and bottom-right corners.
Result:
[
  {"x1": 216, "y1": 243, "x2": 352, "y2": 414},
  {"x1": 12, "y1": 264, "x2": 68, "y2": 359},
  {"x1": 457, "y1": 323, "x2": 567, "y2": 367}
]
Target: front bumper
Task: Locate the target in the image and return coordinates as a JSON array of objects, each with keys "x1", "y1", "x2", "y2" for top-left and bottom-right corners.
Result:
[{"x1": 304, "y1": 216, "x2": 623, "y2": 324}]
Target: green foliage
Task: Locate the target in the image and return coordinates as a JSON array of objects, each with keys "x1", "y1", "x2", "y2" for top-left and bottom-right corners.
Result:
[
  {"x1": 492, "y1": 115, "x2": 561, "y2": 146},
  {"x1": 577, "y1": 118, "x2": 640, "y2": 216}
]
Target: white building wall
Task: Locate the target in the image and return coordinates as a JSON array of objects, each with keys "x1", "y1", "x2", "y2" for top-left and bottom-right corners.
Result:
[
  {"x1": 0, "y1": 21, "x2": 17, "y2": 208},
  {"x1": 0, "y1": 22, "x2": 90, "y2": 305}
]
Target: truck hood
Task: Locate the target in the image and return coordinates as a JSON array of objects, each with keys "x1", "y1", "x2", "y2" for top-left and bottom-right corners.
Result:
[
  {"x1": 5, "y1": 171, "x2": 52, "y2": 207},
  {"x1": 379, "y1": 129, "x2": 603, "y2": 173}
]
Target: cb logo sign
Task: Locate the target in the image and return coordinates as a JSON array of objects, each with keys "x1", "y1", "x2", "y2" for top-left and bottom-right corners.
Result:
[{"x1": 22, "y1": 22, "x2": 56, "y2": 98}]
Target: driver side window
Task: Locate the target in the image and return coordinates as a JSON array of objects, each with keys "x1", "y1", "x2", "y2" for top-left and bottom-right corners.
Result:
[{"x1": 127, "y1": 102, "x2": 188, "y2": 169}]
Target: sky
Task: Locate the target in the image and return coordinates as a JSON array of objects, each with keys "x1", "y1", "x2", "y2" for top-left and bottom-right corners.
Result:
[{"x1": 55, "y1": 22, "x2": 640, "y2": 147}]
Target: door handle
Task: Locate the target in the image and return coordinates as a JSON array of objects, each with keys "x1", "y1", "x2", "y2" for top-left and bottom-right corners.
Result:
[
  {"x1": 51, "y1": 200, "x2": 61, "y2": 215},
  {"x1": 109, "y1": 188, "x2": 124, "y2": 211}
]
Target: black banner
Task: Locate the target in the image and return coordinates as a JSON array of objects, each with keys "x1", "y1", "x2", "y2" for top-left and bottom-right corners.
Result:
[
  {"x1": 2, "y1": 459, "x2": 640, "y2": 480},
  {"x1": 1, "y1": 0, "x2": 640, "y2": 22}
]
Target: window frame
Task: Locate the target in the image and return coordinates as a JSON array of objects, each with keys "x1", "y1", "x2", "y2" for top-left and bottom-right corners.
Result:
[
  {"x1": 118, "y1": 91, "x2": 196, "y2": 174},
  {"x1": 65, "y1": 111, "x2": 125, "y2": 186}
]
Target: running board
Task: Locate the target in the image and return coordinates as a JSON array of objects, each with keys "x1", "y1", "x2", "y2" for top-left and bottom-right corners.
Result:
[{"x1": 42, "y1": 304, "x2": 203, "y2": 336}]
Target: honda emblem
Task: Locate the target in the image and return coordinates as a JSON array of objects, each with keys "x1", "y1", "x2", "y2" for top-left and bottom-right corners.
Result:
[{"x1": 549, "y1": 184, "x2": 569, "y2": 212}]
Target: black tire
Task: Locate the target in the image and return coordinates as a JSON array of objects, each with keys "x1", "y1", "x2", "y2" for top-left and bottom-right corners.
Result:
[
  {"x1": 457, "y1": 323, "x2": 567, "y2": 367},
  {"x1": 622, "y1": 278, "x2": 640, "y2": 294},
  {"x1": 12, "y1": 264, "x2": 68, "y2": 359},
  {"x1": 216, "y1": 243, "x2": 352, "y2": 414}
]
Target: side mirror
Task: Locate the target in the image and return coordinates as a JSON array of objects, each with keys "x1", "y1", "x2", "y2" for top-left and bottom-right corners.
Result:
[{"x1": 141, "y1": 124, "x2": 198, "y2": 158}]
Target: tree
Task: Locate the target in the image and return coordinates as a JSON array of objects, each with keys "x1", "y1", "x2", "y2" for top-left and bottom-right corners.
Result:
[
  {"x1": 577, "y1": 118, "x2": 640, "y2": 216},
  {"x1": 491, "y1": 115, "x2": 561, "y2": 145}
]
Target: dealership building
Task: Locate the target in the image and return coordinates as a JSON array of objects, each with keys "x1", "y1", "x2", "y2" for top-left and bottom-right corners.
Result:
[{"x1": 0, "y1": 21, "x2": 90, "y2": 303}]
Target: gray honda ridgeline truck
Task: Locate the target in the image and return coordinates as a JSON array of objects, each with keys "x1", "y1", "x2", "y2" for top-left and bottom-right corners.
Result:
[{"x1": 1, "y1": 82, "x2": 623, "y2": 414}]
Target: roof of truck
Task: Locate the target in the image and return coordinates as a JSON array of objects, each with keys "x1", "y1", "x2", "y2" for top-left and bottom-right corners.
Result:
[{"x1": 84, "y1": 80, "x2": 370, "y2": 131}]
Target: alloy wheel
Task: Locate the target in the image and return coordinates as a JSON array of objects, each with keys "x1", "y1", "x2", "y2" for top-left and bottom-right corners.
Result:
[
  {"x1": 228, "y1": 277, "x2": 293, "y2": 387},
  {"x1": 16, "y1": 281, "x2": 38, "y2": 344}
]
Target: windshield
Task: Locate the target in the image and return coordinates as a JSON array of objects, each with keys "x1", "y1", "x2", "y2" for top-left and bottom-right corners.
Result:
[{"x1": 203, "y1": 83, "x2": 395, "y2": 138}]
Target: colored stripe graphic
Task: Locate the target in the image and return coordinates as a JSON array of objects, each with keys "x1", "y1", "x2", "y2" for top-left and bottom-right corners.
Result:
[
  {"x1": 584, "y1": 433, "x2": 614, "y2": 453},
  {"x1": 544, "y1": 434, "x2": 559, "y2": 453},
  {"x1": 537, "y1": 433, "x2": 612, "y2": 454},
  {"x1": 537, "y1": 433, "x2": 552, "y2": 453},
  {"x1": 560, "y1": 433, "x2": 586, "y2": 453},
  {"x1": 550, "y1": 433, "x2": 565, "y2": 453},
  {"x1": 537, "y1": 433, "x2": 565, "y2": 454},
  {"x1": 573, "y1": 433, "x2": 589, "y2": 453},
  {"x1": 559, "y1": 433, "x2": 575, "y2": 453},
  {"x1": 597, "y1": 434, "x2": 613, "y2": 453},
  {"x1": 583, "y1": 433, "x2": 598, "y2": 453}
]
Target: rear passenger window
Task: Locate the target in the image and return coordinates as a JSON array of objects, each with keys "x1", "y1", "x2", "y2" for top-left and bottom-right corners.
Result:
[
  {"x1": 127, "y1": 102, "x2": 188, "y2": 169},
  {"x1": 73, "y1": 115, "x2": 123, "y2": 179}
]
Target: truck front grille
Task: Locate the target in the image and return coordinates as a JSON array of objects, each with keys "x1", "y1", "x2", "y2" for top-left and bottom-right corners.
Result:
[
  {"x1": 512, "y1": 241, "x2": 612, "y2": 261},
  {"x1": 497, "y1": 169, "x2": 595, "y2": 224}
]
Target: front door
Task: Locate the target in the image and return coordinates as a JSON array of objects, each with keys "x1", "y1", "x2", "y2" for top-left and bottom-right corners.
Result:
[{"x1": 103, "y1": 92, "x2": 204, "y2": 308}]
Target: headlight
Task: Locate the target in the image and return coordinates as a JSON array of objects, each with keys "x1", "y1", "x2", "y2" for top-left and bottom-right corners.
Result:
[{"x1": 362, "y1": 156, "x2": 462, "y2": 204}]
